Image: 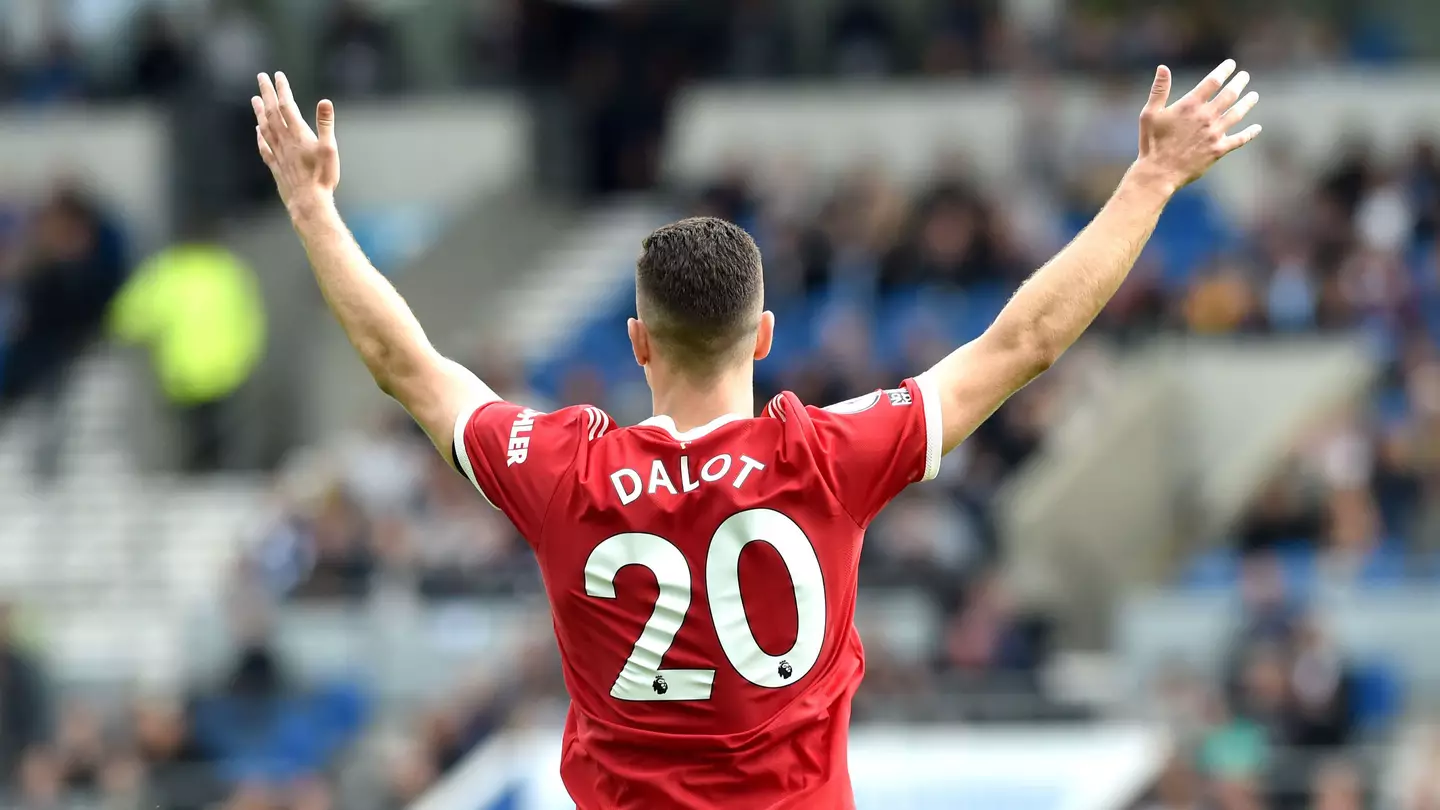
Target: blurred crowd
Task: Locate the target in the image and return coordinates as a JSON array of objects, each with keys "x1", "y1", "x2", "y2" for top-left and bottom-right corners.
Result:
[
  {"x1": 0, "y1": 1, "x2": 1433, "y2": 808},
  {"x1": 0, "y1": 186, "x2": 129, "y2": 439},
  {"x1": 1133, "y1": 556, "x2": 1380, "y2": 810},
  {"x1": 689, "y1": 116, "x2": 1440, "y2": 578},
  {"x1": 0, "y1": 0, "x2": 1404, "y2": 200},
  {"x1": 0, "y1": 0, "x2": 1402, "y2": 109},
  {"x1": 0, "y1": 599, "x2": 368, "y2": 810},
  {"x1": 213, "y1": 59, "x2": 1440, "y2": 806}
]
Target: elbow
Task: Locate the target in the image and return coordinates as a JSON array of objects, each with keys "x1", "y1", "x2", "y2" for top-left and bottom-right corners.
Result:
[
  {"x1": 374, "y1": 373, "x2": 397, "y2": 399},
  {"x1": 356, "y1": 339, "x2": 402, "y2": 397},
  {"x1": 1025, "y1": 336, "x2": 1063, "y2": 376},
  {"x1": 992, "y1": 323, "x2": 1062, "y2": 379}
]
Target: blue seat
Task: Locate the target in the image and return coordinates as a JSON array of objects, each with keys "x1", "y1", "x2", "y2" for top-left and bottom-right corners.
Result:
[
  {"x1": 1350, "y1": 660, "x2": 1403, "y2": 732},
  {"x1": 1276, "y1": 546, "x2": 1319, "y2": 597},
  {"x1": 1179, "y1": 548, "x2": 1238, "y2": 590},
  {"x1": 1357, "y1": 544, "x2": 1409, "y2": 588}
]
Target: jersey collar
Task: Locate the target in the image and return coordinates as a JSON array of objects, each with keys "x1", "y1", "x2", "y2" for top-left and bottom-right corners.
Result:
[{"x1": 638, "y1": 413, "x2": 745, "y2": 441}]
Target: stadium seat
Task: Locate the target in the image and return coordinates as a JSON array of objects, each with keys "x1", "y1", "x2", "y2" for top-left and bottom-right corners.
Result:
[
  {"x1": 1349, "y1": 660, "x2": 1403, "y2": 733},
  {"x1": 1178, "y1": 548, "x2": 1239, "y2": 590}
]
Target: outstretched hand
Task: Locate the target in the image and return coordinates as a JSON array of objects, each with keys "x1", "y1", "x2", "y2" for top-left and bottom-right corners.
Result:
[
  {"x1": 1136, "y1": 59, "x2": 1261, "y2": 192},
  {"x1": 252, "y1": 72, "x2": 340, "y2": 213}
]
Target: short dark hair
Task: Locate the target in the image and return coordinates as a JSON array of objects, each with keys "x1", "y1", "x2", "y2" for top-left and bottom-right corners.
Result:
[{"x1": 636, "y1": 217, "x2": 763, "y2": 373}]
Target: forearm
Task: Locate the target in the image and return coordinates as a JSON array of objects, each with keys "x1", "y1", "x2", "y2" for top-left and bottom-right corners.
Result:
[
  {"x1": 994, "y1": 164, "x2": 1173, "y2": 365},
  {"x1": 289, "y1": 196, "x2": 438, "y2": 393}
]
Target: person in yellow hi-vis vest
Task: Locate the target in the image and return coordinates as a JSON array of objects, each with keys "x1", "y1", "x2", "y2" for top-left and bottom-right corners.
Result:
[{"x1": 110, "y1": 227, "x2": 266, "y2": 473}]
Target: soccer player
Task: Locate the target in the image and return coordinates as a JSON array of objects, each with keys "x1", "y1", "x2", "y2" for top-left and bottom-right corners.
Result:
[{"x1": 252, "y1": 61, "x2": 1259, "y2": 809}]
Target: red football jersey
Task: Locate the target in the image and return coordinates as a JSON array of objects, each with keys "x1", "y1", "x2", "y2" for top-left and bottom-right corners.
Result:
[{"x1": 453, "y1": 376, "x2": 942, "y2": 809}]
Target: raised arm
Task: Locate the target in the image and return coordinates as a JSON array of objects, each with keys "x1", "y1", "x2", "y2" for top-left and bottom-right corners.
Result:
[
  {"x1": 921, "y1": 60, "x2": 1261, "y2": 454},
  {"x1": 252, "y1": 72, "x2": 496, "y2": 464}
]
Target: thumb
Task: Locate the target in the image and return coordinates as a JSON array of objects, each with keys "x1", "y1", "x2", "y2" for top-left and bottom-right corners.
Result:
[
  {"x1": 316, "y1": 99, "x2": 336, "y2": 144},
  {"x1": 1146, "y1": 65, "x2": 1172, "y2": 112}
]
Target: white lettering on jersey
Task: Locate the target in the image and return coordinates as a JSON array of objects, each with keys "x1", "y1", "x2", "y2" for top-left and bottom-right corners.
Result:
[
  {"x1": 612, "y1": 468, "x2": 643, "y2": 505},
  {"x1": 611, "y1": 454, "x2": 768, "y2": 506},
  {"x1": 648, "y1": 459, "x2": 678, "y2": 496},
  {"x1": 700, "y1": 454, "x2": 732, "y2": 482},
  {"x1": 733, "y1": 456, "x2": 766, "y2": 488},
  {"x1": 506, "y1": 409, "x2": 541, "y2": 466},
  {"x1": 679, "y1": 456, "x2": 701, "y2": 493}
]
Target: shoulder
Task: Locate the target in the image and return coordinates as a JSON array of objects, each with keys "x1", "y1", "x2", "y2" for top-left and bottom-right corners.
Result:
[
  {"x1": 773, "y1": 381, "x2": 922, "y2": 426},
  {"x1": 462, "y1": 401, "x2": 613, "y2": 437},
  {"x1": 455, "y1": 401, "x2": 616, "y2": 469}
]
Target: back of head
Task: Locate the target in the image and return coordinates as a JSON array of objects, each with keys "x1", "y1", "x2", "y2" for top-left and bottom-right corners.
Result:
[{"x1": 636, "y1": 217, "x2": 763, "y2": 376}]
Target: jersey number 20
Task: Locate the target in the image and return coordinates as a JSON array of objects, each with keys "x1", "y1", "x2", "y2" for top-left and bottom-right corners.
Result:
[{"x1": 584, "y1": 508, "x2": 826, "y2": 701}]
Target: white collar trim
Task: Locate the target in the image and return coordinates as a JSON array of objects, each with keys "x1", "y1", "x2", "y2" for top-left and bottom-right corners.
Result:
[{"x1": 638, "y1": 413, "x2": 745, "y2": 441}]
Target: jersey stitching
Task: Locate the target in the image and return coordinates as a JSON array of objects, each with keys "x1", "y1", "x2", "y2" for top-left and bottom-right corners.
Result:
[
  {"x1": 535, "y1": 406, "x2": 594, "y2": 546},
  {"x1": 636, "y1": 413, "x2": 744, "y2": 442},
  {"x1": 913, "y1": 373, "x2": 944, "y2": 482},
  {"x1": 789, "y1": 391, "x2": 867, "y2": 533},
  {"x1": 453, "y1": 401, "x2": 502, "y2": 510}
]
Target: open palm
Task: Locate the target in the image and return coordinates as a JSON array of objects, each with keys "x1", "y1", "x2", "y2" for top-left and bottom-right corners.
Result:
[
  {"x1": 252, "y1": 72, "x2": 340, "y2": 212},
  {"x1": 1137, "y1": 59, "x2": 1262, "y2": 191}
]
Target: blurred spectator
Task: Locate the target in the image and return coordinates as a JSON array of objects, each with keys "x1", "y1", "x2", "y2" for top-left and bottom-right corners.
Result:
[
  {"x1": 52, "y1": 702, "x2": 105, "y2": 791},
  {"x1": 1183, "y1": 261, "x2": 1260, "y2": 334},
  {"x1": 1310, "y1": 758, "x2": 1365, "y2": 810},
  {"x1": 14, "y1": 31, "x2": 86, "y2": 106},
  {"x1": 132, "y1": 698, "x2": 224, "y2": 810},
  {"x1": 938, "y1": 570, "x2": 1051, "y2": 708},
  {"x1": 921, "y1": 0, "x2": 1001, "y2": 75},
  {"x1": 198, "y1": 0, "x2": 275, "y2": 211},
  {"x1": 287, "y1": 487, "x2": 376, "y2": 602},
  {"x1": 0, "y1": 187, "x2": 128, "y2": 415},
  {"x1": 110, "y1": 219, "x2": 266, "y2": 473},
  {"x1": 16, "y1": 747, "x2": 64, "y2": 810},
  {"x1": 720, "y1": 0, "x2": 795, "y2": 79},
  {"x1": 829, "y1": 1, "x2": 897, "y2": 76},
  {"x1": 0, "y1": 604, "x2": 48, "y2": 784},
  {"x1": 316, "y1": 0, "x2": 403, "y2": 98},
  {"x1": 1287, "y1": 621, "x2": 1356, "y2": 750},
  {"x1": 129, "y1": 5, "x2": 192, "y2": 100},
  {"x1": 1197, "y1": 693, "x2": 1268, "y2": 794},
  {"x1": 201, "y1": 0, "x2": 270, "y2": 97},
  {"x1": 1136, "y1": 755, "x2": 1206, "y2": 810}
]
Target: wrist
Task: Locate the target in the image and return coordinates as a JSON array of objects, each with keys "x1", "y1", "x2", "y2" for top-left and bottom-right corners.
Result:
[
  {"x1": 286, "y1": 190, "x2": 337, "y2": 223},
  {"x1": 1123, "y1": 160, "x2": 1182, "y2": 200}
]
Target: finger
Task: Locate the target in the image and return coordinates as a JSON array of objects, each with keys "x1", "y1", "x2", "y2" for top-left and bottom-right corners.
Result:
[
  {"x1": 1144, "y1": 65, "x2": 1172, "y2": 112},
  {"x1": 257, "y1": 73, "x2": 285, "y2": 132},
  {"x1": 1187, "y1": 59, "x2": 1237, "y2": 104},
  {"x1": 256, "y1": 127, "x2": 276, "y2": 166},
  {"x1": 1210, "y1": 70, "x2": 1250, "y2": 111},
  {"x1": 275, "y1": 72, "x2": 314, "y2": 138},
  {"x1": 316, "y1": 99, "x2": 336, "y2": 145},
  {"x1": 1221, "y1": 91, "x2": 1260, "y2": 131},
  {"x1": 1220, "y1": 124, "x2": 1263, "y2": 155},
  {"x1": 252, "y1": 95, "x2": 280, "y2": 152}
]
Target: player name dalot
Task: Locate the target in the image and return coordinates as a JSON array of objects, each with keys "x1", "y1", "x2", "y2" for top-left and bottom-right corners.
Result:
[{"x1": 611, "y1": 454, "x2": 766, "y2": 506}]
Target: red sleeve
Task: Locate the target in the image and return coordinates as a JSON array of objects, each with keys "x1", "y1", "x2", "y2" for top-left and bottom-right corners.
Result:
[
  {"x1": 798, "y1": 374, "x2": 943, "y2": 526},
  {"x1": 452, "y1": 401, "x2": 611, "y2": 542}
]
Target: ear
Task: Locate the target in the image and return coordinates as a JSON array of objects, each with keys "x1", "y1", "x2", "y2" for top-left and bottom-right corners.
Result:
[
  {"x1": 753, "y1": 310, "x2": 775, "y2": 362},
  {"x1": 628, "y1": 318, "x2": 651, "y2": 367}
]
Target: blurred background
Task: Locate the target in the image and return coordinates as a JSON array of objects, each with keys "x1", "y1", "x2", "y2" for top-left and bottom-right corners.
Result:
[{"x1": 5, "y1": 0, "x2": 1440, "y2": 808}]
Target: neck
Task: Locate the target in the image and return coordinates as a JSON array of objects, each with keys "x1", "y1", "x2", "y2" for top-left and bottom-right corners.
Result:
[{"x1": 650, "y1": 364, "x2": 754, "y2": 433}]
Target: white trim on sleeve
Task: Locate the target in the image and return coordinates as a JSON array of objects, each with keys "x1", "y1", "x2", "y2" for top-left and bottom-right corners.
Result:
[
  {"x1": 913, "y1": 372, "x2": 944, "y2": 482},
  {"x1": 453, "y1": 404, "x2": 500, "y2": 510}
]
